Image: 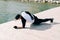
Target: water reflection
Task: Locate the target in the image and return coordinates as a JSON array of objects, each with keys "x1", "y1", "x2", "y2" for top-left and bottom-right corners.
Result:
[{"x1": 0, "y1": 1, "x2": 60, "y2": 23}]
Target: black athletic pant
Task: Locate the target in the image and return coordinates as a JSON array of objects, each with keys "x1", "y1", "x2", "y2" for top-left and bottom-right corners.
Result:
[
  {"x1": 21, "y1": 15, "x2": 52, "y2": 28},
  {"x1": 33, "y1": 19, "x2": 52, "y2": 25},
  {"x1": 32, "y1": 15, "x2": 52, "y2": 24}
]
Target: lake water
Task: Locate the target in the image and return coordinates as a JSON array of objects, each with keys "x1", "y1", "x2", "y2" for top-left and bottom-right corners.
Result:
[{"x1": 0, "y1": 1, "x2": 60, "y2": 24}]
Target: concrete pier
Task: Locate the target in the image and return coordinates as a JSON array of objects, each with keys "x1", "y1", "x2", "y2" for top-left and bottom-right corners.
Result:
[{"x1": 0, "y1": 4, "x2": 60, "y2": 40}]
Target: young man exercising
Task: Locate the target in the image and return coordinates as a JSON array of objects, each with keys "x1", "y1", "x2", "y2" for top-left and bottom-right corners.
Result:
[{"x1": 14, "y1": 11, "x2": 54, "y2": 29}]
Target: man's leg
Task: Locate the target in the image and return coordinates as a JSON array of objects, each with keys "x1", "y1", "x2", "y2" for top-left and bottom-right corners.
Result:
[
  {"x1": 32, "y1": 15, "x2": 41, "y2": 24},
  {"x1": 33, "y1": 18, "x2": 54, "y2": 25},
  {"x1": 32, "y1": 15, "x2": 54, "y2": 25},
  {"x1": 39, "y1": 18, "x2": 54, "y2": 23}
]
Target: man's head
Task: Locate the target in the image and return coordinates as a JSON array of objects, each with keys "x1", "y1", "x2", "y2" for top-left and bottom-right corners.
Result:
[{"x1": 15, "y1": 14, "x2": 21, "y2": 20}]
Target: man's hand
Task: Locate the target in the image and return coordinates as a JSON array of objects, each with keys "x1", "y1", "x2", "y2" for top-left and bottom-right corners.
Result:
[{"x1": 13, "y1": 26, "x2": 23, "y2": 29}]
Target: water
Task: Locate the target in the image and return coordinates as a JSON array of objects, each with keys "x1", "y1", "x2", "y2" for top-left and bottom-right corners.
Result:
[{"x1": 0, "y1": 1, "x2": 60, "y2": 24}]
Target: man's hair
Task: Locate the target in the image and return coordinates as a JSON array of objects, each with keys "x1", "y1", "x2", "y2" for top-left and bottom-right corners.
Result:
[{"x1": 15, "y1": 14, "x2": 21, "y2": 20}]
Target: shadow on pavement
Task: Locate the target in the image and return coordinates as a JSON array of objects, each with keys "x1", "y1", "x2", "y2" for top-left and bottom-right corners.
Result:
[{"x1": 25, "y1": 22, "x2": 60, "y2": 31}]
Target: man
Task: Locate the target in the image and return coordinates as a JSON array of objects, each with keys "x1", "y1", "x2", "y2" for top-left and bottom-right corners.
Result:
[{"x1": 14, "y1": 11, "x2": 54, "y2": 29}]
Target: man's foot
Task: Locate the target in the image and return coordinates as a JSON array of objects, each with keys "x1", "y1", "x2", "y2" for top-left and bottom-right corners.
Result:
[
  {"x1": 50, "y1": 18, "x2": 54, "y2": 23},
  {"x1": 13, "y1": 26, "x2": 23, "y2": 29}
]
